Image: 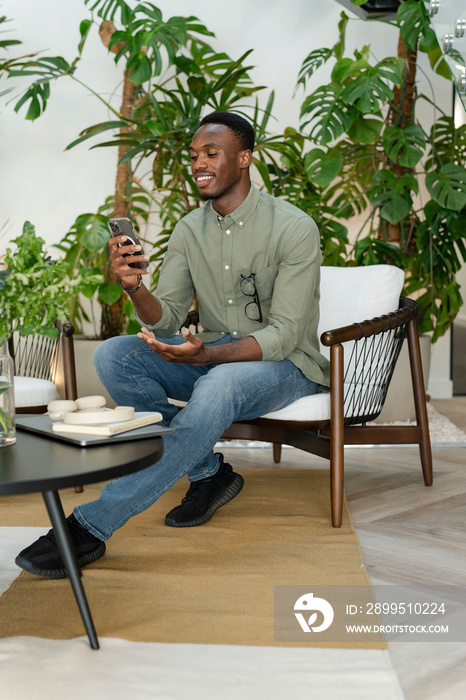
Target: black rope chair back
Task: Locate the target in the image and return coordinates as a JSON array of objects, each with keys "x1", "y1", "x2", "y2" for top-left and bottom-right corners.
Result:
[{"x1": 339, "y1": 298, "x2": 417, "y2": 426}]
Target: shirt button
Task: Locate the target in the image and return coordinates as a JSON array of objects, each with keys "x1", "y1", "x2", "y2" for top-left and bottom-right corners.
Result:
[
  {"x1": 232, "y1": 331, "x2": 238, "y2": 336},
  {"x1": 224, "y1": 265, "x2": 229, "y2": 270},
  {"x1": 226, "y1": 229, "x2": 231, "y2": 235},
  {"x1": 228, "y1": 299, "x2": 233, "y2": 304},
  {"x1": 239, "y1": 222, "x2": 243, "y2": 227}
]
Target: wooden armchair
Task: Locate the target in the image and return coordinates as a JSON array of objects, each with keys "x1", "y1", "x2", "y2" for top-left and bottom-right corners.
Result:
[{"x1": 220, "y1": 265, "x2": 433, "y2": 528}]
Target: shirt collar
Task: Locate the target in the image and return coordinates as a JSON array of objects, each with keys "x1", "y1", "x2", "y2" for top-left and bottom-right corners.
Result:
[{"x1": 208, "y1": 184, "x2": 260, "y2": 229}]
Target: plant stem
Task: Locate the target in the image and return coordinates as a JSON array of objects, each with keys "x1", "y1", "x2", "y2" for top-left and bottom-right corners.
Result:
[{"x1": 69, "y1": 74, "x2": 121, "y2": 118}]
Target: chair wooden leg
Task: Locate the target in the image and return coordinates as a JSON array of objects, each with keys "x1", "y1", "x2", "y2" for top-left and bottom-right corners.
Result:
[
  {"x1": 330, "y1": 343, "x2": 345, "y2": 527},
  {"x1": 61, "y1": 323, "x2": 78, "y2": 401},
  {"x1": 407, "y1": 321, "x2": 433, "y2": 486},
  {"x1": 273, "y1": 443, "x2": 282, "y2": 463}
]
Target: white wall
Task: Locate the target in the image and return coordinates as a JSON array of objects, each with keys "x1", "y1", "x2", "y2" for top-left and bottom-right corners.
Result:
[
  {"x1": 3, "y1": 0, "x2": 445, "y2": 249},
  {"x1": 0, "y1": 0, "x2": 458, "y2": 396}
]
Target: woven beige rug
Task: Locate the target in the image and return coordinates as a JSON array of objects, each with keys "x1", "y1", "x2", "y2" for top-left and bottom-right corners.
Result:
[{"x1": 0, "y1": 469, "x2": 382, "y2": 649}]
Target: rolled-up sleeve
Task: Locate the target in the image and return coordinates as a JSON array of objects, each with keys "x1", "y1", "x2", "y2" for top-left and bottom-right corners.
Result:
[
  {"x1": 135, "y1": 225, "x2": 195, "y2": 337},
  {"x1": 248, "y1": 216, "x2": 321, "y2": 361}
]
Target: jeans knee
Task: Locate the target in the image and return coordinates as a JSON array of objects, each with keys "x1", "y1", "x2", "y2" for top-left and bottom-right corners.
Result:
[
  {"x1": 93, "y1": 336, "x2": 142, "y2": 380},
  {"x1": 93, "y1": 337, "x2": 116, "y2": 373},
  {"x1": 194, "y1": 369, "x2": 245, "y2": 411}
]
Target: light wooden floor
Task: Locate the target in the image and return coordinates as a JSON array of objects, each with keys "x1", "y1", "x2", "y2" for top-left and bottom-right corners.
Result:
[{"x1": 221, "y1": 397, "x2": 466, "y2": 700}]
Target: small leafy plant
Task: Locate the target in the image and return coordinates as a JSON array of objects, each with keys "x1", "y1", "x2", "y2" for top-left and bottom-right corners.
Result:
[{"x1": 0, "y1": 221, "x2": 102, "y2": 343}]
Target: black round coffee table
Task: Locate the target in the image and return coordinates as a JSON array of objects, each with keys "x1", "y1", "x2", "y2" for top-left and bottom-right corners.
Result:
[{"x1": 0, "y1": 430, "x2": 165, "y2": 650}]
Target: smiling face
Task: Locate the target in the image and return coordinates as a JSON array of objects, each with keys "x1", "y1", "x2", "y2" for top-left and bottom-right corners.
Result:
[{"x1": 189, "y1": 123, "x2": 252, "y2": 214}]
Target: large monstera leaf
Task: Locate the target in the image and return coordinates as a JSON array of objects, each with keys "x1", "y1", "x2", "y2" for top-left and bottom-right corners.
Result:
[
  {"x1": 383, "y1": 123, "x2": 426, "y2": 168},
  {"x1": 304, "y1": 148, "x2": 343, "y2": 188},
  {"x1": 426, "y1": 117, "x2": 466, "y2": 171},
  {"x1": 300, "y1": 84, "x2": 351, "y2": 145},
  {"x1": 426, "y1": 164, "x2": 466, "y2": 212},
  {"x1": 369, "y1": 170, "x2": 418, "y2": 224},
  {"x1": 339, "y1": 57, "x2": 404, "y2": 114}
]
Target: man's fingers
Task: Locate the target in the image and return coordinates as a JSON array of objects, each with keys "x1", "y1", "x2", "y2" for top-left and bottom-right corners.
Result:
[
  {"x1": 137, "y1": 328, "x2": 156, "y2": 344},
  {"x1": 182, "y1": 327, "x2": 202, "y2": 348},
  {"x1": 137, "y1": 327, "x2": 205, "y2": 364}
]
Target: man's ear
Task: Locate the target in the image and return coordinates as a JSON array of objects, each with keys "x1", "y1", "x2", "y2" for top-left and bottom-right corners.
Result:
[{"x1": 239, "y1": 149, "x2": 252, "y2": 169}]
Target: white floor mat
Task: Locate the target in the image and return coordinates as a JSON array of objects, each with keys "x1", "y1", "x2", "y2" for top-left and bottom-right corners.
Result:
[{"x1": 0, "y1": 636, "x2": 405, "y2": 700}]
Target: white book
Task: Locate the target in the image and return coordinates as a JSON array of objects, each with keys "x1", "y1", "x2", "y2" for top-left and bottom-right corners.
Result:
[{"x1": 52, "y1": 411, "x2": 163, "y2": 437}]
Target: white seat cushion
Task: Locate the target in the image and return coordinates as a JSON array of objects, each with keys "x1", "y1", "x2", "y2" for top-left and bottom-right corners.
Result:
[
  {"x1": 261, "y1": 383, "x2": 383, "y2": 422},
  {"x1": 14, "y1": 376, "x2": 57, "y2": 409},
  {"x1": 262, "y1": 393, "x2": 331, "y2": 421}
]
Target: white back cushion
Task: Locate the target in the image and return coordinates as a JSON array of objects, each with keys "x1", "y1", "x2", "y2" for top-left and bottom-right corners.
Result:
[{"x1": 318, "y1": 265, "x2": 405, "y2": 358}]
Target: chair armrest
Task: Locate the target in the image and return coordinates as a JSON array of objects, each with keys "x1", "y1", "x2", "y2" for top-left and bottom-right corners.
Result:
[
  {"x1": 320, "y1": 297, "x2": 418, "y2": 347},
  {"x1": 55, "y1": 320, "x2": 75, "y2": 338},
  {"x1": 55, "y1": 320, "x2": 78, "y2": 400}
]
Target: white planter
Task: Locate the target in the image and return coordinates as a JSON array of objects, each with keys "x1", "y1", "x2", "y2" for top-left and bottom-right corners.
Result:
[{"x1": 375, "y1": 334, "x2": 431, "y2": 423}]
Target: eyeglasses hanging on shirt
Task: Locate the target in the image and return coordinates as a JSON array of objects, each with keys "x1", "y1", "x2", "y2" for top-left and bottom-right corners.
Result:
[{"x1": 240, "y1": 273, "x2": 263, "y2": 323}]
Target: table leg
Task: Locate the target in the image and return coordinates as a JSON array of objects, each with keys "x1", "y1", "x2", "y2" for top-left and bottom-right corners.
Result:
[{"x1": 42, "y1": 490, "x2": 99, "y2": 650}]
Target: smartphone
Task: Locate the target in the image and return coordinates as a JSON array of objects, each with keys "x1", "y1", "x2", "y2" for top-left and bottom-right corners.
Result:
[{"x1": 107, "y1": 217, "x2": 149, "y2": 270}]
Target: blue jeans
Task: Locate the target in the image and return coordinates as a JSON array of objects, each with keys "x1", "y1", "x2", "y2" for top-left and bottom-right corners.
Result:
[{"x1": 74, "y1": 334, "x2": 319, "y2": 540}]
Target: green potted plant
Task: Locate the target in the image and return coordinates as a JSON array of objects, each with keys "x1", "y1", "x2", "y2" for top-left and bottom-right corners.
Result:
[
  {"x1": 290, "y1": 0, "x2": 466, "y2": 343},
  {"x1": 4, "y1": 1, "x2": 297, "y2": 342},
  {"x1": 0, "y1": 222, "x2": 103, "y2": 341},
  {"x1": 0, "y1": 221, "x2": 102, "y2": 441},
  {"x1": 243, "y1": 0, "x2": 465, "y2": 417}
]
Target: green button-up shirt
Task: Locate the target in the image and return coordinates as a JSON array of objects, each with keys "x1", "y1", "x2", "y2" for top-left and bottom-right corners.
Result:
[{"x1": 140, "y1": 184, "x2": 330, "y2": 386}]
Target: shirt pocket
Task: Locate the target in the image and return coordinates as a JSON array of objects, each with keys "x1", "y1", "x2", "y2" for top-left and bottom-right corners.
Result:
[{"x1": 252, "y1": 262, "x2": 279, "y2": 302}]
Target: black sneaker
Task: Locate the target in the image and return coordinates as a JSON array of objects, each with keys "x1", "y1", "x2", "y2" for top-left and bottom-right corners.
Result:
[
  {"x1": 165, "y1": 453, "x2": 244, "y2": 528},
  {"x1": 15, "y1": 513, "x2": 106, "y2": 579}
]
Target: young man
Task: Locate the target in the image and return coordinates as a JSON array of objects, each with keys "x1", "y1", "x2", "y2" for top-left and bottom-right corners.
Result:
[{"x1": 16, "y1": 112, "x2": 330, "y2": 579}]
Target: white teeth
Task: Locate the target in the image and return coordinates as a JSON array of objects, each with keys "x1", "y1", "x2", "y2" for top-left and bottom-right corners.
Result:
[{"x1": 197, "y1": 175, "x2": 213, "y2": 182}]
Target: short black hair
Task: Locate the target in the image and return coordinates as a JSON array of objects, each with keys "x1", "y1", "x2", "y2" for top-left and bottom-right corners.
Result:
[{"x1": 199, "y1": 111, "x2": 255, "y2": 152}]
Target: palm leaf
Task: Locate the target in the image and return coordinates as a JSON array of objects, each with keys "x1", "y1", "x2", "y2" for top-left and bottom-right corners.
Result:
[{"x1": 296, "y1": 48, "x2": 333, "y2": 91}]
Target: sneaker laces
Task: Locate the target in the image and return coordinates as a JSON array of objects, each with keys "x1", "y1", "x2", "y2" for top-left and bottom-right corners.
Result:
[
  {"x1": 181, "y1": 477, "x2": 214, "y2": 505},
  {"x1": 181, "y1": 452, "x2": 233, "y2": 504},
  {"x1": 39, "y1": 516, "x2": 100, "y2": 548},
  {"x1": 41, "y1": 530, "x2": 57, "y2": 545},
  {"x1": 181, "y1": 456, "x2": 233, "y2": 505}
]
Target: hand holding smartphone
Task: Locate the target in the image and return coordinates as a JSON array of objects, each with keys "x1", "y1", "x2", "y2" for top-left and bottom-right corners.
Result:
[{"x1": 107, "y1": 217, "x2": 149, "y2": 270}]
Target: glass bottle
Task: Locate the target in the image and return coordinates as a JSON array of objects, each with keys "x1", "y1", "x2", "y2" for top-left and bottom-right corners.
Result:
[{"x1": 0, "y1": 340, "x2": 16, "y2": 446}]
